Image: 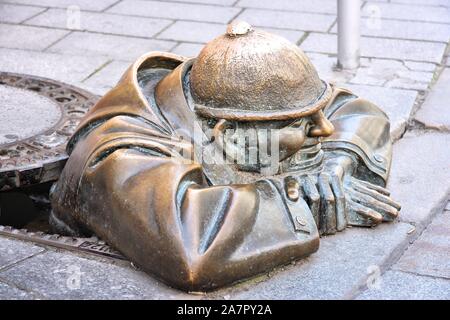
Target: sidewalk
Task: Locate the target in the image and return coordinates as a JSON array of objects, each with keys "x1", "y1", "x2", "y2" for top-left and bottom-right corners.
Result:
[{"x1": 0, "y1": 0, "x2": 449, "y2": 299}]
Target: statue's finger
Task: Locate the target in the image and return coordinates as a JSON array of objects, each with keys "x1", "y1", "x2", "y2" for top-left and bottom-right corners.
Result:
[
  {"x1": 352, "y1": 178, "x2": 391, "y2": 196},
  {"x1": 301, "y1": 175, "x2": 320, "y2": 228},
  {"x1": 348, "y1": 189, "x2": 399, "y2": 221},
  {"x1": 348, "y1": 200, "x2": 383, "y2": 225},
  {"x1": 350, "y1": 180, "x2": 401, "y2": 211},
  {"x1": 284, "y1": 176, "x2": 299, "y2": 201},
  {"x1": 318, "y1": 173, "x2": 336, "y2": 235},
  {"x1": 329, "y1": 173, "x2": 347, "y2": 231}
]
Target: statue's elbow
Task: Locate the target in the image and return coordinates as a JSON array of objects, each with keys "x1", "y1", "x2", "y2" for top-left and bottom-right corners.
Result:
[{"x1": 156, "y1": 256, "x2": 227, "y2": 292}]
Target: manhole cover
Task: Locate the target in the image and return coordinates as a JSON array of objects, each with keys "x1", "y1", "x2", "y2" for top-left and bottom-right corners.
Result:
[
  {"x1": 0, "y1": 86, "x2": 62, "y2": 144},
  {"x1": 0, "y1": 72, "x2": 98, "y2": 191}
]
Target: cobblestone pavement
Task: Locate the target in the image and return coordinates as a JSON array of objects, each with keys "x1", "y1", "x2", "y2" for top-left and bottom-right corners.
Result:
[{"x1": 0, "y1": 0, "x2": 449, "y2": 299}]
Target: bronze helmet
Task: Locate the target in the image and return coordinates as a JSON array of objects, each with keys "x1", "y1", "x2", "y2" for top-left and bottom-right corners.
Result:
[{"x1": 190, "y1": 21, "x2": 332, "y2": 121}]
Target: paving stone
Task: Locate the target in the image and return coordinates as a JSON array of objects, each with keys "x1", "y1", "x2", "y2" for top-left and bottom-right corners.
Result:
[
  {"x1": 404, "y1": 61, "x2": 437, "y2": 73},
  {"x1": 393, "y1": 211, "x2": 450, "y2": 280},
  {"x1": 387, "y1": 131, "x2": 450, "y2": 225},
  {"x1": 392, "y1": 0, "x2": 450, "y2": 6},
  {"x1": 307, "y1": 53, "x2": 433, "y2": 91},
  {"x1": 236, "y1": 0, "x2": 337, "y2": 15},
  {"x1": 357, "y1": 270, "x2": 450, "y2": 300},
  {"x1": 282, "y1": 53, "x2": 420, "y2": 139},
  {"x1": 300, "y1": 33, "x2": 335, "y2": 55},
  {"x1": 414, "y1": 68, "x2": 450, "y2": 131},
  {"x1": 236, "y1": 8, "x2": 335, "y2": 32},
  {"x1": 27, "y1": 8, "x2": 172, "y2": 38},
  {"x1": 208, "y1": 222, "x2": 413, "y2": 299},
  {"x1": 306, "y1": 52, "x2": 354, "y2": 84},
  {"x1": 0, "y1": 23, "x2": 69, "y2": 51},
  {"x1": 0, "y1": 280, "x2": 35, "y2": 300},
  {"x1": 339, "y1": 84, "x2": 418, "y2": 141},
  {"x1": 107, "y1": 0, "x2": 241, "y2": 24},
  {"x1": 47, "y1": 32, "x2": 176, "y2": 61},
  {"x1": 0, "y1": 47, "x2": 108, "y2": 85},
  {"x1": 0, "y1": 237, "x2": 44, "y2": 270},
  {"x1": 0, "y1": 250, "x2": 193, "y2": 299},
  {"x1": 301, "y1": 33, "x2": 447, "y2": 63},
  {"x1": 158, "y1": 21, "x2": 304, "y2": 44},
  {"x1": 264, "y1": 28, "x2": 305, "y2": 44},
  {"x1": 163, "y1": 0, "x2": 236, "y2": 5},
  {"x1": 158, "y1": 21, "x2": 225, "y2": 43},
  {"x1": 383, "y1": 73, "x2": 432, "y2": 91},
  {"x1": 83, "y1": 60, "x2": 130, "y2": 95},
  {"x1": 0, "y1": 3, "x2": 45, "y2": 23},
  {"x1": 353, "y1": 58, "x2": 433, "y2": 90},
  {"x1": 171, "y1": 42, "x2": 204, "y2": 57},
  {"x1": 350, "y1": 60, "x2": 403, "y2": 86},
  {"x1": 361, "y1": 2, "x2": 450, "y2": 24},
  {"x1": 331, "y1": 18, "x2": 450, "y2": 43},
  {"x1": 0, "y1": 0, "x2": 120, "y2": 11}
]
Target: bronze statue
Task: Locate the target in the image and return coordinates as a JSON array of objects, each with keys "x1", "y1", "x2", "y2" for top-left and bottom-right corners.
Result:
[{"x1": 50, "y1": 22, "x2": 400, "y2": 292}]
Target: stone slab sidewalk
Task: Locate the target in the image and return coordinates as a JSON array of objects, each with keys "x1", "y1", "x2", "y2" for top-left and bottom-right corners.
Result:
[
  {"x1": 358, "y1": 204, "x2": 450, "y2": 299},
  {"x1": 0, "y1": 0, "x2": 449, "y2": 299}
]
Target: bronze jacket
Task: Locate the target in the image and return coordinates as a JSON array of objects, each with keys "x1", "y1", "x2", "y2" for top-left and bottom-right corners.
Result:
[{"x1": 51, "y1": 52, "x2": 392, "y2": 291}]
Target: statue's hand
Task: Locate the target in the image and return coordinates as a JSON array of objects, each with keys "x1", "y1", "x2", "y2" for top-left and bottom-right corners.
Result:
[
  {"x1": 321, "y1": 153, "x2": 400, "y2": 228},
  {"x1": 284, "y1": 172, "x2": 346, "y2": 235},
  {"x1": 284, "y1": 153, "x2": 400, "y2": 235},
  {"x1": 344, "y1": 177, "x2": 401, "y2": 227}
]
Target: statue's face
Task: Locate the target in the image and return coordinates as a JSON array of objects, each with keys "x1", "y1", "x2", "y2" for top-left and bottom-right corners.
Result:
[{"x1": 214, "y1": 109, "x2": 334, "y2": 173}]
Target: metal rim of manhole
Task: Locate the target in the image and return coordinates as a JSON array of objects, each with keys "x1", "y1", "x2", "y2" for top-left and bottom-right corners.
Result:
[{"x1": 0, "y1": 72, "x2": 98, "y2": 191}]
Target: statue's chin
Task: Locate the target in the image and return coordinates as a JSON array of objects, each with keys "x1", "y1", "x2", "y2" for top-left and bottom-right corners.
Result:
[
  {"x1": 280, "y1": 138, "x2": 324, "y2": 174},
  {"x1": 229, "y1": 137, "x2": 323, "y2": 176}
]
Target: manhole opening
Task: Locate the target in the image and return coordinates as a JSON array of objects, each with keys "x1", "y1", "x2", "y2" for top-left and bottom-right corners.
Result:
[
  {"x1": 0, "y1": 72, "x2": 121, "y2": 259},
  {"x1": 0, "y1": 182, "x2": 52, "y2": 232},
  {"x1": 0, "y1": 183, "x2": 125, "y2": 260}
]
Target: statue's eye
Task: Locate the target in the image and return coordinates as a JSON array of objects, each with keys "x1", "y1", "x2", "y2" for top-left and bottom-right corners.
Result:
[
  {"x1": 301, "y1": 120, "x2": 313, "y2": 134},
  {"x1": 207, "y1": 118, "x2": 217, "y2": 128},
  {"x1": 288, "y1": 118, "x2": 308, "y2": 130}
]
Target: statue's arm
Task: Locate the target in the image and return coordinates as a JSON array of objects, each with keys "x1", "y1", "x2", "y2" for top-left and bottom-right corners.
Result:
[
  {"x1": 51, "y1": 114, "x2": 318, "y2": 291},
  {"x1": 322, "y1": 87, "x2": 392, "y2": 185},
  {"x1": 318, "y1": 87, "x2": 401, "y2": 228}
]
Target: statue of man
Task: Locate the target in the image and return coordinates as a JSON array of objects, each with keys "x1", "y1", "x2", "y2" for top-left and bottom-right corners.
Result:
[{"x1": 50, "y1": 22, "x2": 400, "y2": 291}]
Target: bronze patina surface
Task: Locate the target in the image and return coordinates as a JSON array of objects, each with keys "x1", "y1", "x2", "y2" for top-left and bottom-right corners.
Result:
[
  {"x1": 50, "y1": 22, "x2": 400, "y2": 292},
  {"x1": 0, "y1": 73, "x2": 97, "y2": 191},
  {"x1": 191, "y1": 22, "x2": 332, "y2": 121}
]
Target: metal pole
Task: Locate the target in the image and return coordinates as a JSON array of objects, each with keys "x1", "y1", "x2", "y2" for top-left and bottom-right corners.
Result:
[{"x1": 337, "y1": 0, "x2": 360, "y2": 69}]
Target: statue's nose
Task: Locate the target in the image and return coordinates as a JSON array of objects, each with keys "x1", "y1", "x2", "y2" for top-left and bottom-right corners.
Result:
[{"x1": 308, "y1": 110, "x2": 334, "y2": 137}]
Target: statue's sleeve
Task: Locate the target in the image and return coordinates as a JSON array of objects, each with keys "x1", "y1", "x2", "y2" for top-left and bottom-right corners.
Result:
[
  {"x1": 51, "y1": 114, "x2": 319, "y2": 291},
  {"x1": 322, "y1": 88, "x2": 393, "y2": 185}
]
